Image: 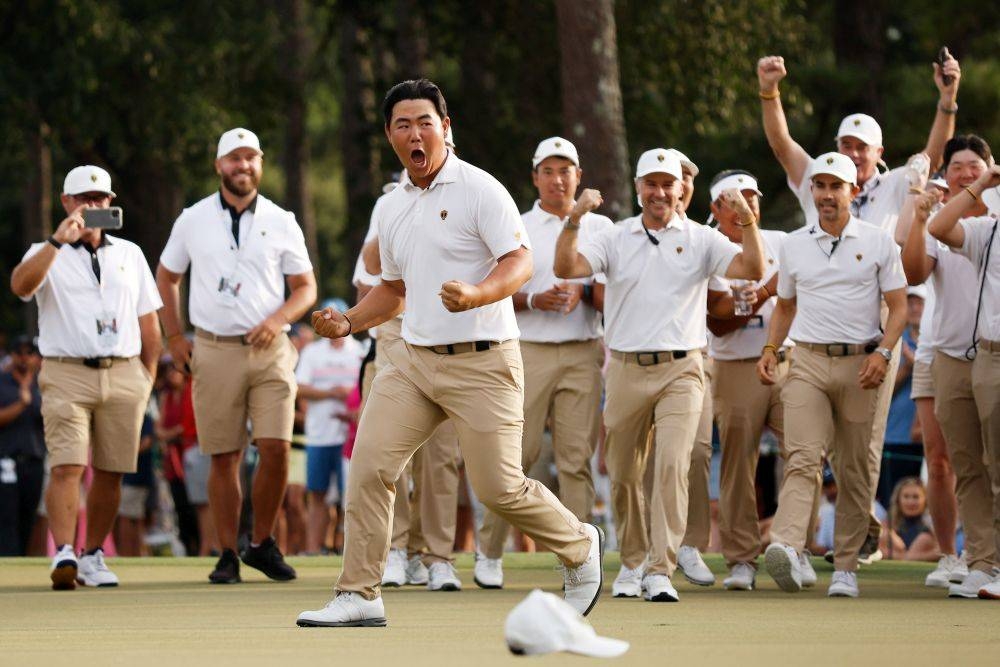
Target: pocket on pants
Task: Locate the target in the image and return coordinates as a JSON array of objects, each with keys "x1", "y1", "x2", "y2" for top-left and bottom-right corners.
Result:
[{"x1": 841, "y1": 384, "x2": 877, "y2": 424}]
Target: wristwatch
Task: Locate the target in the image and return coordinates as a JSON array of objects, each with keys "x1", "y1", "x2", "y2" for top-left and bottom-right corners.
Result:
[{"x1": 875, "y1": 347, "x2": 892, "y2": 362}]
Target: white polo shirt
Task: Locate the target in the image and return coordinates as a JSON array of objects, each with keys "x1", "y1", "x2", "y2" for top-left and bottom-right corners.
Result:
[
  {"x1": 791, "y1": 164, "x2": 909, "y2": 236},
  {"x1": 957, "y1": 216, "x2": 1000, "y2": 341},
  {"x1": 295, "y1": 337, "x2": 365, "y2": 446},
  {"x1": 708, "y1": 229, "x2": 793, "y2": 360},
  {"x1": 377, "y1": 153, "x2": 530, "y2": 346},
  {"x1": 778, "y1": 217, "x2": 906, "y2": 344},
  {"x1": 21, "y1": 236, "x2": 162, "y2": 357},
  {"x1": 159, "y1": 193, "x2": 313, "y2": 336},
  {"x1": 579, "y1": 214, "x2": 740, "y2": 352},
  {"x1": 517, "y1": 201, "x2": 613, "y2": 343},
  {"x1": 925, "y1": 231, "x2": 978, "y2": 359}
]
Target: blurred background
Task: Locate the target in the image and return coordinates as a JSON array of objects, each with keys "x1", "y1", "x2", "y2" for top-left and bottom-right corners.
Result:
[{"x1": 2, "y1": 0, "x2": 999, "y2": 335}]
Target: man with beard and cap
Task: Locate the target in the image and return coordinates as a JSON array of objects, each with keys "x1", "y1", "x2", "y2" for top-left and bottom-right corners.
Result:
[
  {"x1": 157, "y1": 128, "x2": 317, "y2": 584},
  {"x1": 756, "y1": 51, "x2": 961, "y2": 561},
  {"x1": 554, "y1": 148, "x2": 765, "y2": 602}
]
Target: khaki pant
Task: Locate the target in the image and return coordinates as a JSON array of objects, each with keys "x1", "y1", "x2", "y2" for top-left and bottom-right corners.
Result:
[
  {"x1": 770, "y1": 347, "x2": 879, "y2": 571},
  {"x1": 336, "y1": 340, "x2": 589, "y2": 599},
  {"x1": 933, "y1": 351, "x2": 996, "y2": 572},
  {"x1": 39, "y1": 357, "x2": 153, "y2": 472},
  {"x1": 864, "y1": 308, "x2": 903, "y2": 538},
  {"x1": 478, "y1": 339, "x2": 603, "y2": 558},
  {"x1": 605, "y1": 351, "x2": 704, "y2": 576},
  {"x1": 971, "y1": 345, "x2": 1000, "y2": 570},
  {"x1": 192, "y1": 333, "x2": 298, "y2": 453},
  {"x1": 682, "y1": 358, "x2": 714, "y2": 551},
  {"x1": 714, "y1": 357, "x2": 788, "y2": 567}
]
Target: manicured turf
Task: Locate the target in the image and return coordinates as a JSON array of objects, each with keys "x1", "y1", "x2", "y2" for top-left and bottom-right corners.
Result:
[{"x1": 1, "y1": 553, "x2": 998, "y2": 666}]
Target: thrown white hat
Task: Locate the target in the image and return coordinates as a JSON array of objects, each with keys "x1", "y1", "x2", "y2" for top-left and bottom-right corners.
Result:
[
  {"x1": 217, "y1": 128, "x2": 263, "y2": 159},
  {"x1": 836, "y1": 113, "x2": 883, "y2": 148},
  {"x1": 504, "y1": 589, "x2": 629, "y2": 658},
  {"x1": 533, "y1": 137, "x2": 580, "y2": 168},
  {"x1": 710, "y1": 172, "x2": 762, "y2": 203},
  {"x1": 635, "y1": 148, "x2": 682, "y2": 180},
  {"x1": 666, "y1": 148, "x2": 699, "y2": 177},
  {"x1": 811, "y1": 152, "x2": 858, "y2": 186},
  {"x1": 63, "y1": 165, "x2": 115, "y2": 197}
]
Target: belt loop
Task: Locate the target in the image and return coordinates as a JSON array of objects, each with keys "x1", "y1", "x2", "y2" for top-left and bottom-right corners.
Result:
[{"x1": 446, "y1": 344, "x2": 455, "y2": 355}]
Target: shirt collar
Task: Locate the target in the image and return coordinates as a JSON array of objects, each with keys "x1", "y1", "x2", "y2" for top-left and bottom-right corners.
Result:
[
  {"x1": 628, "y1": 212, "x2": 683, "y2": 235},
  {"x1": 809, "y1": 216, "x2": 862, "y2": 239},
  {"x1": 70, "y1": 235, "x2": 112, "y2": 251},
  {"x1": 218, "y1": 190, "x2": 258, "y2": 217},
  {"x1": 529, "y1": 200, "x2": 570, "y2": 224},
  {"x1": 401, "y1": 150, "x2": 459, "y2": 191}
]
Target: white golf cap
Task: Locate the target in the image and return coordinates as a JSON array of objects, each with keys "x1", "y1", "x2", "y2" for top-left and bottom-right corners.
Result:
[
  {"x1": 217, "y1": 128, "x2": 263, "y2": 159},
  {"x1": 504, "y1": 589, "x2": 629, "y2": 658},
  {"x1": 635, "y1": 148, "x2": 682, "y2": 180},
  {"x1": 928, "y1": 176, "x2": 948, "y2": 191},
  {"x1": 810, "y1": 152, "x2": 858, "y2": 186},
  {"x1": 532, "y1": 137, "x2": 580, "y2": 169},
  {"x1": 666, "y1": 148, "x2": 699, "y2": 177},
  {"x1": 710, "y1": 172, "x2": 762, "y2": 203},
  {"x1": 836, "y1": 113, "x2": 883, "y2": 148},
  {"x1": 907, "y1": 284, "x2": 927, "y2": 299},
  {"x1": 63, "y1": 165, "x2": 115, "y2": 197}
]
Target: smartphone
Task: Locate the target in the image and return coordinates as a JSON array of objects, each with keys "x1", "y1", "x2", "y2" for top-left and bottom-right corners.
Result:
[
  {"x1": 83, "y1": 207, "x2": 123, "y2": 230},
  {"x1": 937, "y1": 47, "x2": 953, "y2": 86}
]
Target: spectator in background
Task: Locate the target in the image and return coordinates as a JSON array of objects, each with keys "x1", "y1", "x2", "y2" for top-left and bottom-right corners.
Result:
[
  {"x1": 878, "y1": 287, "x2": 926, "y2": 506},
  {"x1": 882, "y1": 477, "x2": 940, "y2": 562},
  {"x1": 115, "y1": 407, "x2": 156, "y2": 556},
  {"x1": 0, "y1": 335, "x2": 44, "y2": 556},
  {"x1": 156, "y1": 359, "x2": 201, "y2": 555}
]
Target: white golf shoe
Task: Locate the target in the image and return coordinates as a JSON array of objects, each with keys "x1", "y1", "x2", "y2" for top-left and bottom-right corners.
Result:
[
  {"x1": 473, "y1": 554, "x2": 504, "y2": 589},
  {"x1": 50, "y1": 544, "x2": 78, "y2": 591},
  {"x1": 562, "y1": 523, "x2": 604, "y2": 616},
  {"x1": 925, "y1": 553, "x2": 965, "y2": 588},
  {"x1": 297, "y1": 592, "x2": 387, "y2": 627},
  {"x1": 405, "y1": 555, "x2": 428, "y2": 585},
  {"x1": 827, "y1": 570, "x2": 859, "y2": 597},
  {"x1": 949, "y1": 568, "x2": 999, "y2": 598},
  {"x1": 764, "y1": 543, "x2": 802, "y2": 593},
  {"x1": 612, "y1": 564, "x2": 644, "y2": 598},
  {"x1": 723, "y1": 562, "x2": 756, "y2": 591},
  {"x1": 381, "y1": 548, "x2": 407, "y2": 588},
  {"x1": 77, "y1": 549, "x2": 119, "y2": 587},
  {"x1": 799, "y1": 551, "x2": 817, "y2": 588},
  {"x1": 642, "y1": 574, "x2": 679, "y2": 602},
  {"x1": 427, "y1": 562, "x2": 462, "y2": 591},
  {"x1": 677, "y1": 546, "x2": 715, "y2": 586}
]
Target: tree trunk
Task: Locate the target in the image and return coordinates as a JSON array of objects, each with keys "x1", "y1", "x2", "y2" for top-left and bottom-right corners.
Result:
[
  {"x1": 833, "y1": 0, "x2": 887, "y2": 117},
  {"x1": 281, "y1": 0, "x2": 319, "y2": 278},
  {"x1": 394, "y1": 0, "x2": 427, "y2": 78},
  {"x1": 555, "y1": 0, "x2": 631, "y2": 221},
  {"x1": 21, "y1": 121, "x2": 51, "y2": 335}
]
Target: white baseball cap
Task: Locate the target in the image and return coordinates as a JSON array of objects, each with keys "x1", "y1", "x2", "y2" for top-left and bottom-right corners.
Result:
[
  {"x1": 532, "y1": 137, "x2": 580, "y2": 169},
  {"x1": 710, "y1": 172, "x2": 762, "y2": 203},
  {"x1": 63, "y1": 165, "x2": 115, "y2": 197},
  {"x1": 836, "y1": 113, "x2": 883, "y2": 148},
  {"x1": 811, "y1": 152, "x2": 858, "y2": 186},
  {"x1": 217, "y1": 128, "x2": 263, "y2": 159},
  {"x1": 504, "y1": 589, "x2": 629, "y2": 658},
  {"x1": 666, "y1": 148, "x2": 699, "y2": 177},
  {"x1": 635, "y1": 148, "x2": 682, "y2": 180},
  {"x1": 928, "y1": 176, "x2": 948, "y2": 191},
  {"x1": 907, "y1": 284, "x2": 927, "y2": 299}
]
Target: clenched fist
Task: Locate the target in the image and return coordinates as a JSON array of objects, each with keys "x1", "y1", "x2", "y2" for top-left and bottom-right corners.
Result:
[
  {"x1": 439, "y1": 280, "x2": 481, "y2": 312},
  {"x1": 757, "y1": 55, "x2": 786, "y2": 92},
  {"x1": 719, "y1": 188, "x2": 756, "y2": 225},
  {"x1": 312, "y1": 307, "x2": 352, "y2": 339},
  {"x1": 570, "y1": 189, "x2": 603, "y2": 219}
]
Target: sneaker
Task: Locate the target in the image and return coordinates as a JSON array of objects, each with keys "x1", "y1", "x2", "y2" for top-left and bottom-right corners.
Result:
[
  {"x1": 240, "y1": 537, "x2": 296, "y2": 581},
  {"x1": 208, "y1": 549, "x2": 242, "y2": 584},
  {"x1": 297, "y1": 591, "x2": 388, "y2": 627},
  {"x1": 764, "y1": 543, "x2": 802, "y2": 593},
  {"x1": 677, "y1": 546, "x2": 715, "y2": 586},
  {"x1": 799, "y1": 551, "x2": 817, "y2": 588},
  {"x1": 642, "y1": 574, "x2": 679, "y2": 602},
  {"x1": 562, "y1": 523, "x2": 604, "y2": 616},
  {"x1": 405, "y1": 555, "x2": 429, "y2": 586},
  {"x1": 926, "y1": 554, "x2": 963, "y2": 588},
  {"x1": 723, "y1": 563, "x2": 756, "y2": 591},
  {"x1": 473, "y1": 554, "x2": 503, "y2": 589},
  {"x1": 977, "y1": 579, "x2": 1000, "y2": 600},
  {"x1": 50, "y1": 544, "x2": 77, "y2": 591},
  {"x1": 381, "y1": 548, "x2": 407, "y2": 588},
  {"x1": 427, "y1": 562, "x2": 461, "y2": 591},
  {"x1": 612, "y1": 564, "x2": 645, "y2": 598},
  {"x1": 827, "y1": 570, "x2": 859, "y2": 597},
  {"x1": 858, "y1": 535, "x2": 882, "y2": 565},
  {"x1": 77, "y1": 549, "x2": 119, "y2": 587},
  {"x1": 949, "y1": 568, "x2": 999, "y2": 598},
  {"x1": 950, "y1": 552, "x2": 970, "y2": 584}
]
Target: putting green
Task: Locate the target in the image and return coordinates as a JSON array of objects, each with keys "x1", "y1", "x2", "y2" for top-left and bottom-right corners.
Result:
[{"x1": 1, "y1": 553, "x2": 998, "y2": 666}]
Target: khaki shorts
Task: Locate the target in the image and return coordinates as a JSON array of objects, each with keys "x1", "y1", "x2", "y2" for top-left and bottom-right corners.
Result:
[
  {"x1": 910, "y1": 359, "x2": 935, "y2": 400},
  {"x1": 118, "y1": 484, "x2": 149, "y2": 519},
  {"x1": 39, "y1": 357, "x2": 153, "y2": 473},
  {"x1": 192, "y1": 333, "x2": 298, "y2": 454},
  {"x1": 288, "y1": 447, "x2": 307, "y2": 487}
]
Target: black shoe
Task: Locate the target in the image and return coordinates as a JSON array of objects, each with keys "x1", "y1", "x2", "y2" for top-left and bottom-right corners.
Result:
[
  {"x1": 858, "y1": 534, "x2": 883, "y2": 565},
  {"x1": 241, "y1": 537, "x2": 297, "y2": 581},
  {"x1": 209, "y1": 549, "x2": 242, "y2": 584}
]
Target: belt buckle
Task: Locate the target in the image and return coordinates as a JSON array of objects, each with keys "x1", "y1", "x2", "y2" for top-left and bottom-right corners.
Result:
[
  {"x1": 84, "y1": 357, "x2": 112, "y2": 369},
  {"x1": 826, "y1": 343, "x2": 848, "y2": 357},
  {"x1": 636, "y1": 352, "x2": 659, "y2": 366}
]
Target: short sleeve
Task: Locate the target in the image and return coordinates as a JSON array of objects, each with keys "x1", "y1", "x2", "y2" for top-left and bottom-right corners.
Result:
[
  {"x1": 777, "y1": 241, "x2": 796, "y2": 299},
  {"x1": 583, "y1": 214, "x2": 614, "y2": 284},
  {"x1": 18, "y1": 243, "x2": 48, "y2": 302},
  {"x1": 159, "y1": 213, "x2": 192, "y2": 274},
  {"x1": 703, "y1": 227, "x2": 741, "y2": 278},
  {"x1": 352, "y1": 254, "x2": 380, "y2": 288},
  {"x1": 708, "y1": 275, "x2": 729, "y2": 292},
  {"x1": 280, "y1": 214, "x2": 314, "y2": 275},
  {"x1": 133, "y1": 247, "x2": 163, "y2": 316},
  {"x1": 789, "y1": 166, "x2": 817, "y2": 225},
  {"x1": 578, "y1": 227, "x2": 611, "y2": 276},
  {"x1": 923, "y1": 230, "x2": 939, "y2": 261},
  {"x1": 475, "y1": 180, "x2": 531, "y2": 260},
  {"x1": 958, "y1": 217, "x2": 996, "y2": 270},
  {"x1": 877, "y1": 233, "x2": 907, "y2": 293}
]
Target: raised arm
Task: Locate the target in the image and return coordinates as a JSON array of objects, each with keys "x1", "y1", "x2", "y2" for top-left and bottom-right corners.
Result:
[
  {"x1": 929, "y1": 165, "x2": 1000, "y2": 248},
  {"x1": 554, "y1": 189, "x2": 602, "y2": 280},
  {"x1": 900, "y1": 190, "x2": 942, "y2": 285},
  {"x1": 922, "y1": 51, "x2": 961, "y2": 170},
  {"x1": 720, "y1": 190, "x2": 765, "y2": 281},
  {"x1": 11, "y1": 205, "x2": 87, "y2": 299},
  {"x1": 757, "y1": 56, "x2": 812, "y2": 188}
]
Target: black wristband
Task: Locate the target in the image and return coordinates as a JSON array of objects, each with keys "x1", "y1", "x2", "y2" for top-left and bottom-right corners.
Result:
[{"x1": 47, "y1": 236, "x2": 63, "y2": 249}]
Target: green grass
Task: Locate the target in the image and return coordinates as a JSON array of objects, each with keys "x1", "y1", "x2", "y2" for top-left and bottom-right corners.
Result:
[{"x1": 1, "y1": 553, "x2": 998, "y2": 666}]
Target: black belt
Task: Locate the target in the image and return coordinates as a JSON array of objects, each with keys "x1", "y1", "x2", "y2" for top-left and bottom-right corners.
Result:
[
  {"x1": 424, "y1": 340, "x2": 498, "y2": 355},
  {"x1": 796, "y1": 341, "x2": 877, "y2": 357},
  {"x1": 612, "y1": 350, "x2": 689, "y2": 366}
]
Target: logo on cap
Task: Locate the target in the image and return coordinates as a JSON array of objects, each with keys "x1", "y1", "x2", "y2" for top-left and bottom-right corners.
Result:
[
  {"x1": 440, "y1": 210, "x2": 448, "y2": 220},
  {"x1": 90, "y1": 173, "x2": 98, "y2": 183},
  {"x1": 554, "y1": 141, "x2": 562, "y2": 148},
  {"x1": 853, "y1": 119, "x2": 861, "y2": 126},
  {"x1": 826, "y1": 157, "x2": 835, "y2": 165},
  {"x1": 738, "y1": 177, "x2": 744, "y2": 183},
  {"x1": 238, "y1": 132, "x2": 245, "y2": 139},
  {"x1": 676, "y1": 246, "x2": 683, "y2": 254},
  {"x1": 657, "y1": 154, "x2": 665, "y2": 162},
  {"x1": 856, "y1": 254, "x2": 863, "y2": 261}
]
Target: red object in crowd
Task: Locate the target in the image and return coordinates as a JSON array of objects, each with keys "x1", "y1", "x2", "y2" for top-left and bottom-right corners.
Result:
[{"x1": 343, "y1": 382, "x2": 362, "y2": 460}]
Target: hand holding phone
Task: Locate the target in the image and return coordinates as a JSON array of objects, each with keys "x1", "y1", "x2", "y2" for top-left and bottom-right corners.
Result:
[
  {"x1": 937, "y1": 47, "x2": 954, "y2": 86},
  {"x1": 83, "y1": 207, "x2": 123, "y2": 230}
]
